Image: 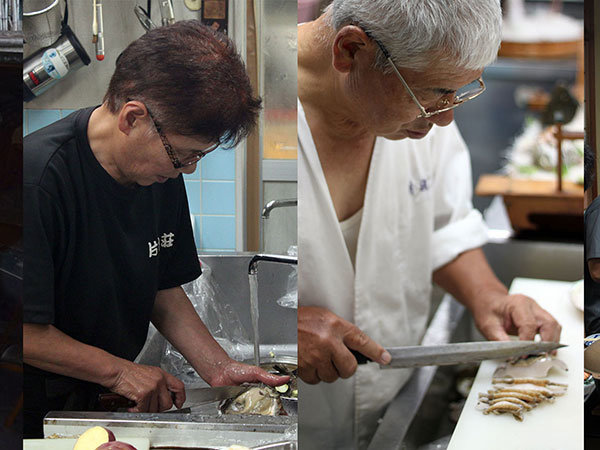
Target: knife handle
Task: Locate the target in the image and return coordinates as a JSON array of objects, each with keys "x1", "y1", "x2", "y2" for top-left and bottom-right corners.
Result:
[
  {"x1": 350, "y1": 349, "x2": 372, "y2": 365},
  {"x1": 98, "y1": 391, "x2": 177, "y2": 411},
  {"x1": 98, "y1": 393, "x2": 136, "y2": 411}
]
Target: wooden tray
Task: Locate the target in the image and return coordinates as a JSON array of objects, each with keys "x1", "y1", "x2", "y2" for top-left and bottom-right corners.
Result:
[
  {"x1": 475, "y1": 174, "x2": 583, "y2": 233},
  {"x1": 498, "y1": 39, "x2": 582, "y2": 59}
]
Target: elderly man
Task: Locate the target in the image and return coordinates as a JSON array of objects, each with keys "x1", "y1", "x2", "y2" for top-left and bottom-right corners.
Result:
[
  {"x1": 23, "y1": 21, "x2": 286, "y2": 438},
  {"x1": 298, "y1": 1, "x2": 562, "y2": 447}
]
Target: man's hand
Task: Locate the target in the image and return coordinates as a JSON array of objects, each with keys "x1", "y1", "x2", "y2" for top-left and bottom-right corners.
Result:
[
  {"x1": 433, "y1": 248, "x2": 562, "y2": 344},
  {"x1": 24, "y1": 324, "x2": 187, "y2": 413},
  {"x1": 107, "y1": 360, "x2": 186, "y2": 413},
  {"x1": 151, "y1": 287, "x2": 289, "y2": 388},
  {"x1": 471, "y1": 292, "x2": 562, "y2": 343},
  {"x1": 298, "y1": 306, "x2": 391, "y2": 384},
  {"x1": 208, "y1": 360, "x2": 290, "y2": 387}
]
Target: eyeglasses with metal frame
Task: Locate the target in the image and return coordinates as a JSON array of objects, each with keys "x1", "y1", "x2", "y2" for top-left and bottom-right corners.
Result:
[
  {"x1": 146, "y1": 107, "x2": 220, "y2": 169},
  {"x1": 370, "y1": 36, "x2": 486, "y2": 119}
]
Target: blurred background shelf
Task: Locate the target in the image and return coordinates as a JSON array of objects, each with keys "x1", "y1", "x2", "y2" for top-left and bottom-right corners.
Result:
[
  {"x1": 499, "y1": 38, "x2": 582, "y2": 59},
  {"x1": 476, "y1": 174, "x2": 582, "y2": 233}
]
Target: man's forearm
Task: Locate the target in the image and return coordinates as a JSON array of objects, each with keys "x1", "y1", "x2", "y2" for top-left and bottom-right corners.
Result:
[
  {"x1": 24, "y1": 323, "x2": 124, "y2": 387},
  {"x1": 432, "y1": 247, "x2": 507, "y2": 311},
  {"x1": 433, "y1": 244, "x2": 561, "y2": 343},
  {"x1": 151, "y1": 287, "x2": 231, "y2": 384}
]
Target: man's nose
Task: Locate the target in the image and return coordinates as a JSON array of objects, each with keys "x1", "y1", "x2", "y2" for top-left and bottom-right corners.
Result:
[
  {"x1": 426, "y1": 108, "x2": 454, "y2": 127},
  {"x1": 179, "y1": 163, "x2": 197, "y2": 175}
]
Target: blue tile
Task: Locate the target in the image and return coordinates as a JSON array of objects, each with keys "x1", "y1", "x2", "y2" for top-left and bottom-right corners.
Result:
[
  {"x1": 61, "y1": 109, "x2": 77, "y2": 118},
  {"x1": 193, "y1": 215, "x2": 203, "y2": 249},
  {"x1": 23, "y1": 110, "x2": 28, "y2": 136},
  {"x1": 183, "y1": 163, "x2": 202, "y2": 181},
  {"x1": 201, "y1": 216, "x2": 236, "y2": 250},
  {"x1": 27, "y1": 109, "x2": 61, "y2": 134},
  {"x1": 201, "y1": 147, "x2": 235, "y2": 180},
  {"x1": 184, "y1": 181, "x2": 202, "y2": 214},
  {"x1": 201, "y1": 181, "x2": 235, "y2": 215}
]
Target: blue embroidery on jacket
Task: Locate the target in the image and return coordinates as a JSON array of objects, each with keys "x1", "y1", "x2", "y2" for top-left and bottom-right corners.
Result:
[{"x1": 409, "y1": 178, "x2": 430, "y2": 196}]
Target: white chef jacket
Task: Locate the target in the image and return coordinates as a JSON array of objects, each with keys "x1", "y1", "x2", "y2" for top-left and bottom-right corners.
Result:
[
  {"x1": 340, "y1": 208, "x2": 363, "y2": 268},
  {"x1": 298, "y1": 100, "x2": 488, "y2": 449}
]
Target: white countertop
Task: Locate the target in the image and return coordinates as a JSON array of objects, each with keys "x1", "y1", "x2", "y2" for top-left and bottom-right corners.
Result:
[{"x1": 448, "y1": 277, "x2": 583, "y2": 450}]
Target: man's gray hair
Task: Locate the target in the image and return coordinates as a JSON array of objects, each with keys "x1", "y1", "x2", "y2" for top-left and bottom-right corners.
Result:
[{"x1": 327, "y1": 0, "x2": 502, "y2": 72}]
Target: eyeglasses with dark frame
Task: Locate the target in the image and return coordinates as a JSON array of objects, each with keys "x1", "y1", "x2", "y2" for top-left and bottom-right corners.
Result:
[
  {"x1": 145, "y1": 107, "x2": 220, "y2": 169},
  {"x1": 369, "y1": 35, "x2": 486, "y2": 118}
]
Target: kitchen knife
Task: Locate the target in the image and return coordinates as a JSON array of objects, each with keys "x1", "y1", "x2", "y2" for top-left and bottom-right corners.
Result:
[
  {"x1": 183, "y1": 385, "x2": 251, "y2": 406},
  {"x1": 98, "y1": 385, "x2": 251, "y2": 411},
  {"x1": 351, "y1": 340, "x2": 566, "y2": 368}
]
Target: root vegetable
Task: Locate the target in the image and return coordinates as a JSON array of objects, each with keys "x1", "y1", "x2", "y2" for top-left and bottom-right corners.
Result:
[
  {"x1": 95, "y1": 442, "x2": 138, "y2": 450},
  {"x1": 73, "y1": 426, "x2": 115, "y2": 450}
]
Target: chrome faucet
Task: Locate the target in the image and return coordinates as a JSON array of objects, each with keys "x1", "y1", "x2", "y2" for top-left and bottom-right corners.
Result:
[
  {"x1": 248, "y1": 254, "x2": 297, "y2": 275},
  {"x1": 247, "y1": 254, "x2": 297, "y2": 366},
  {"x1": 261, "y1": 198, "x2": 297, "y2": 219}
]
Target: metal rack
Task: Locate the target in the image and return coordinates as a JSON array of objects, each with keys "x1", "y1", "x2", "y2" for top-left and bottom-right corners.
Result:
[{"x1": 0, "y1": 0, "x2": 20, "y2": 31}]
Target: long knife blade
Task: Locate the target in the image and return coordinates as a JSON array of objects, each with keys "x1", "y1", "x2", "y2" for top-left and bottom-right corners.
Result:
[
  {"x1": 166, "y1": 385, "x2": 252, "y2": 414},
  {"x1": 99, "y1": 385, "x2": 251, "y2": 412},
  {"x1": 183, "y1": 385, "x2": 250, "y2": 406},
  {"x1": 352, "y1": 341, "x2": 565, "y2": 369}
]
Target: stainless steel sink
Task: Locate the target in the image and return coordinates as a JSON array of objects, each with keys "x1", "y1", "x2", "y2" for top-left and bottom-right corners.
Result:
[
  {"x1": 43, "y1": 411, "x2": 297, "y2": 449},
  {"x1": 136, "y1": 252, "x2": 297, "y2": 370},
  {"x1": 54, "y1": 253, "x2": 299, "y2": 447},
  {"x1": 483, "y1": 235, "x2": 582, "y2": 285}
]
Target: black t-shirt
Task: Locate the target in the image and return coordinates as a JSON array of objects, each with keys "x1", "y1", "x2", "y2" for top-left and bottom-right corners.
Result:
[
  {"x1": 23, "y1": 106, "x2": 201, "y2": 372},
  {"x1": 585, "y1": 196, "x2": 600, "y2": 336}
]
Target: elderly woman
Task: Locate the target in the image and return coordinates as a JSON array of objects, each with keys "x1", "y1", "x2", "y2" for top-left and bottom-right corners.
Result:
[
  {"x1": 297, "y1": 1, "x2": 562, "y2": 447},
  {"x1": 23, "y1": 21, "x2": 287, "y2": 438}
]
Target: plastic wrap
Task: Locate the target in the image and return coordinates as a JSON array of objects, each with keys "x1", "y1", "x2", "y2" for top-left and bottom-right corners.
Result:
[
  {"x1": 276, "y1": 246, "x2": 297, "y2": 309},
  {"x1": 161, "y1": 259, "x2": 252, "y2": 383}
]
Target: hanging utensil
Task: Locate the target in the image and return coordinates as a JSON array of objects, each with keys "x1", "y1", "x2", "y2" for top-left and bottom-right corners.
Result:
[
  {"x1": 134, "y1": 4, "x2": 155, "y2": 31},
  {"x1": 92, "y1": 0, "x2": 97, "y2": 43},
  {"x1": 158, "y1": 0, "x2": 175, "y2": 26},
  {"x1": 23, "y1": 0, "x2": 92, "y2": 102},
  {"x1": 94, "y1": 0, "x2": 104, "y2": 60}
]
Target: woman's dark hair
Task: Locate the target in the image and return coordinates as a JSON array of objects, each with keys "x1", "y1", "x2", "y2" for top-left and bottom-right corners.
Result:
[{"x1": 103, "y1": 20, "x2": 261, "y2": 146}]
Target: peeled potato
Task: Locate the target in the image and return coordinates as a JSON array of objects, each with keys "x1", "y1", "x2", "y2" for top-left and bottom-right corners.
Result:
[
  {"x1": 95, "y1": 442, "x2": 138, "y2": 450},
  {"x1": 73, "y1": 426, "x2": 115, "y2": 450}
]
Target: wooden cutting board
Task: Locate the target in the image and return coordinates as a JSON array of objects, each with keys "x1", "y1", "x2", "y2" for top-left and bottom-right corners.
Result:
[
  {"x1": 448, "y1": 278, "x2": 583, "y2": 450},
  {"x1": 23, "y1": 437, "x2": 150, "y2": 450}
]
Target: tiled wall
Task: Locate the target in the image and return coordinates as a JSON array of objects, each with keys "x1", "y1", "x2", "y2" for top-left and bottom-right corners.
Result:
[
  {"x1": 24, "y1": 109, "x2": 237, "y2": 252},
  {"x1": 183, "y1": 148, "x2": 236, "y2": 252}
]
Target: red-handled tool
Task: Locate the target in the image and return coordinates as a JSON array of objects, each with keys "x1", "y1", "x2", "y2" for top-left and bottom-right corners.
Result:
[{"x1": 92, "y1": 0, "x2": 104, "y2": 60}]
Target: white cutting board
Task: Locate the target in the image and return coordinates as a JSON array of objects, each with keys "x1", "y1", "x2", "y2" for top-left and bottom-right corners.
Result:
[
  {"x1": 448, "y1": 278, "x2": 583, "y2": 450},
  {"x1": 23, "y1": 437, "x2": 150, "y2": 450}
]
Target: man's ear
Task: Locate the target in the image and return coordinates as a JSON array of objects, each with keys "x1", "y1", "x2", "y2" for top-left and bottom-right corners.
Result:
[
  {"x1": 117, "y1": 101, "x2": 148, "y2": 136},
  {"x1": 332, "y1": 25, "x2": 372, "y2": 73}
]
